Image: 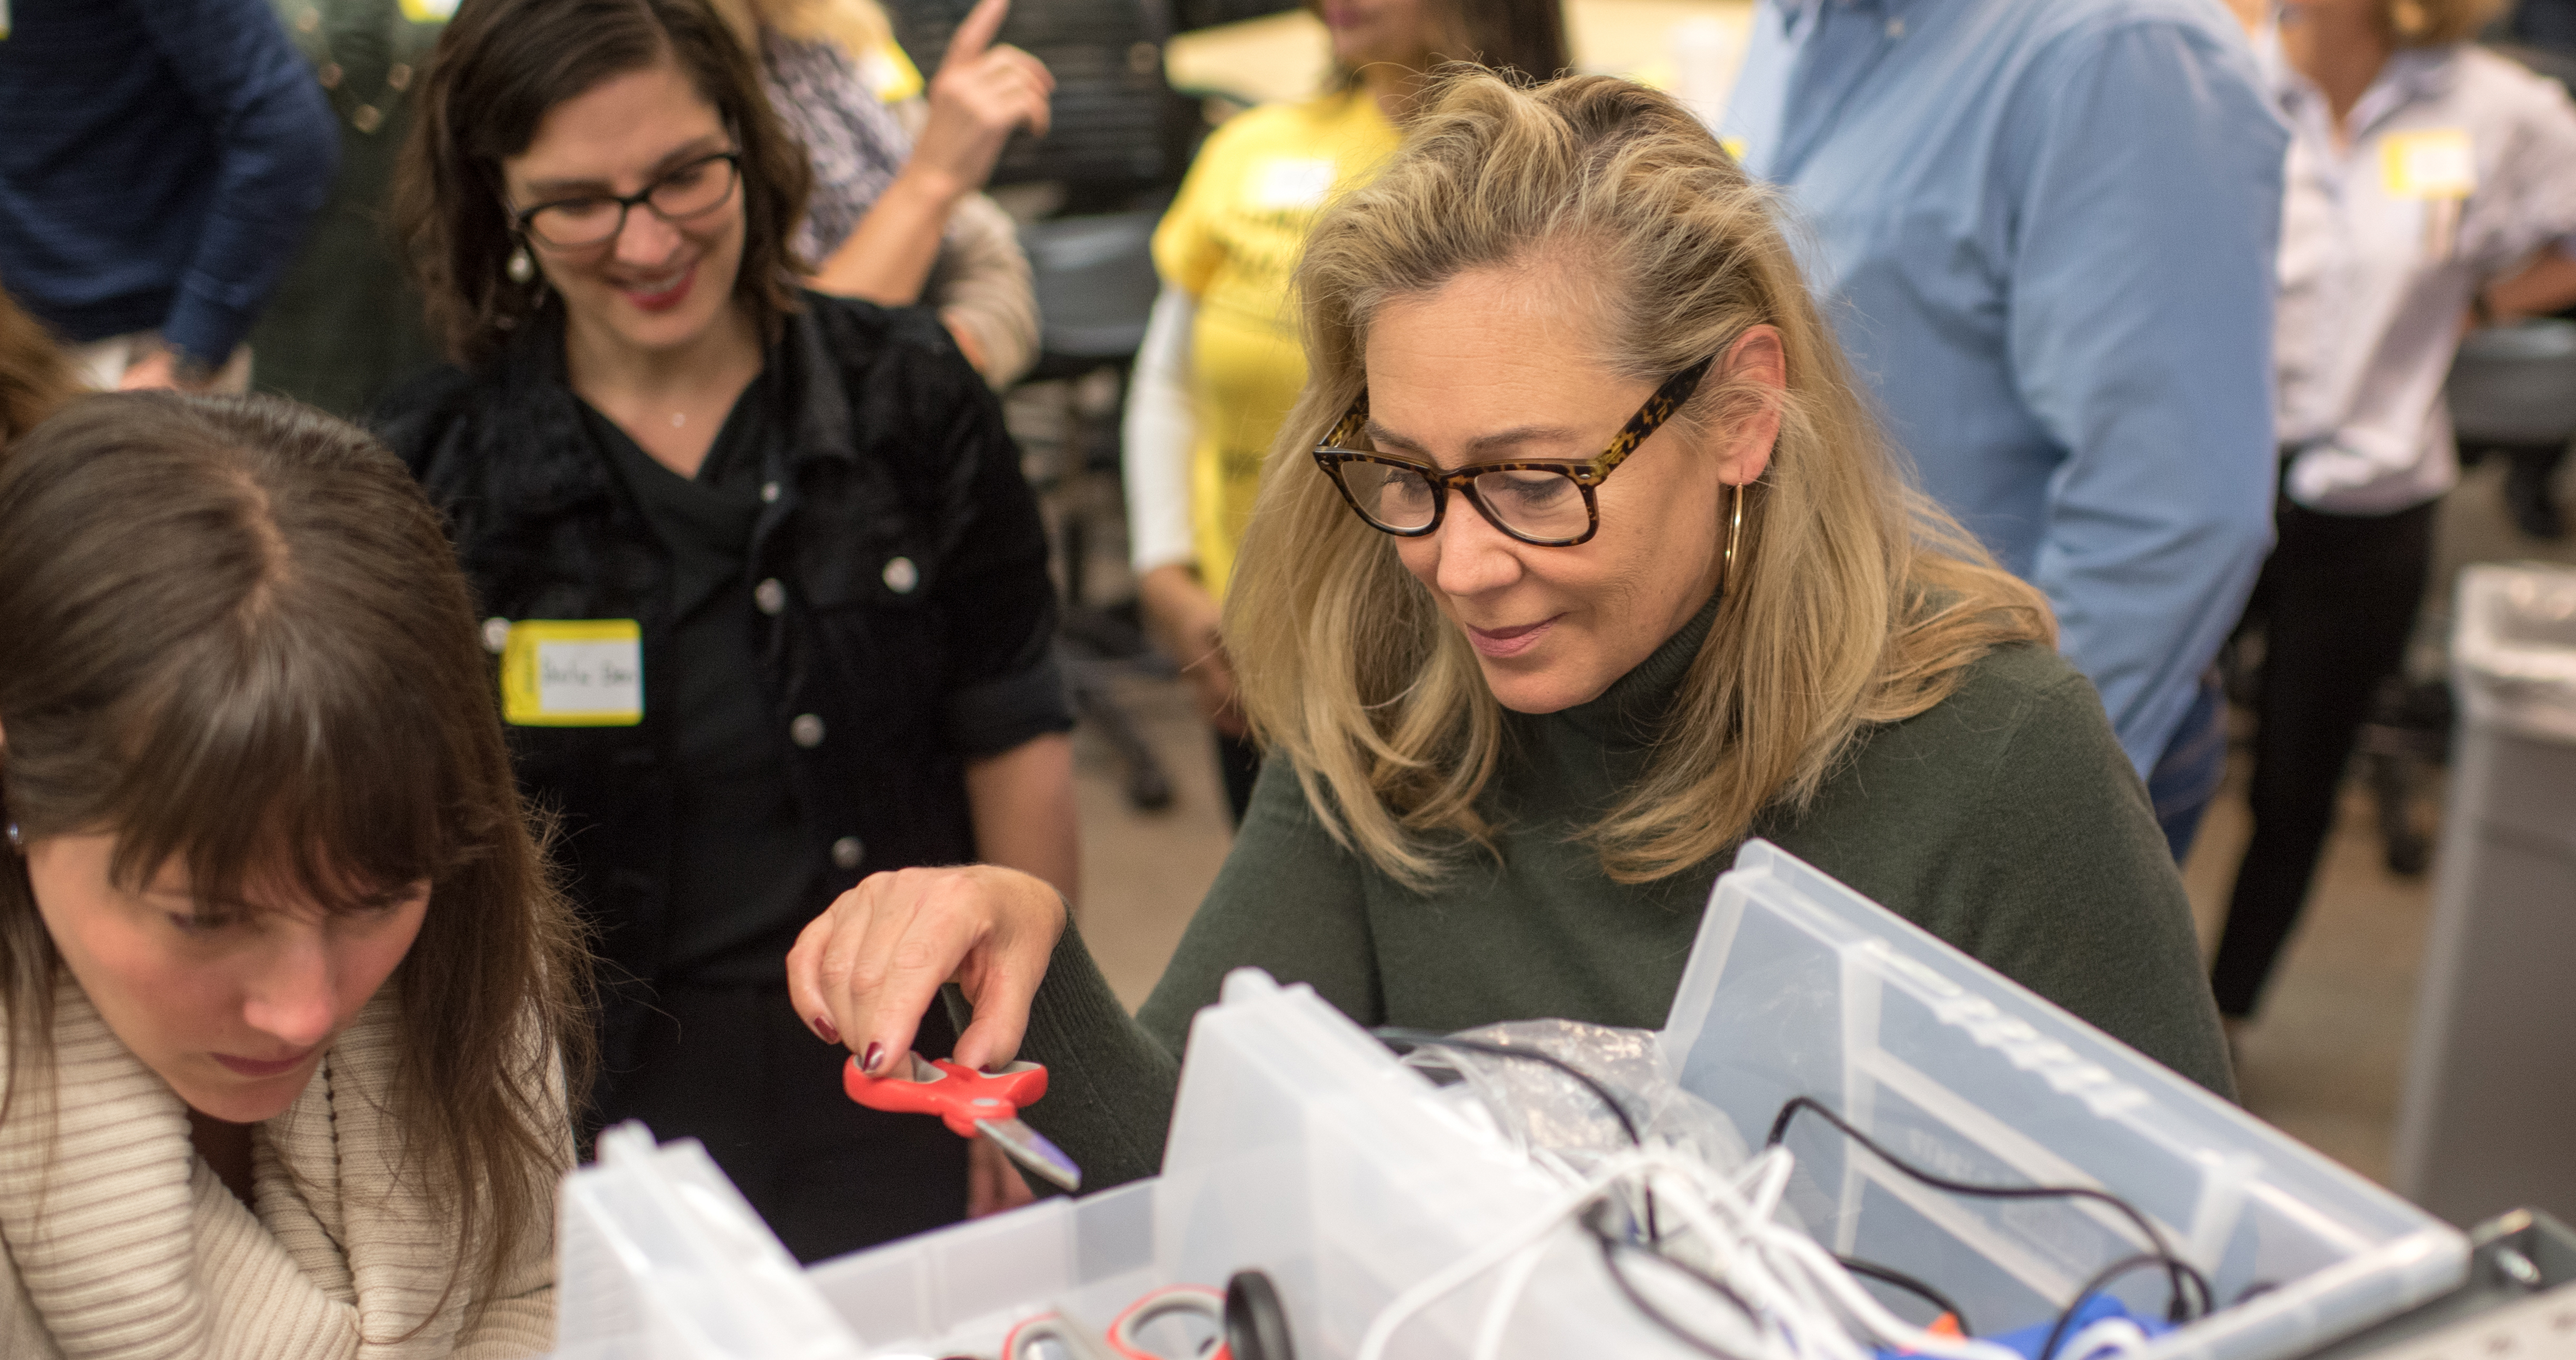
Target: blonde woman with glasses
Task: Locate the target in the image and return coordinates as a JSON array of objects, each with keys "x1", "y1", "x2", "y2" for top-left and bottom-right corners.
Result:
[{"x1": 789, "y1": 71, "x2": 2234, "y2": 1192}]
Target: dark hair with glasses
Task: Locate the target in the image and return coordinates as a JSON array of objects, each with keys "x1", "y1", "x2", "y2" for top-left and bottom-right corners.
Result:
[
  {"x1": 1315, "y1": 356, "x2": 1713, "y2": 547},
  {"x1": 396, "y1": 0, "x2": 812, "y2": 367},
  {"x1": 511, "y1": 149, "x2": 745, "y2": 249}
]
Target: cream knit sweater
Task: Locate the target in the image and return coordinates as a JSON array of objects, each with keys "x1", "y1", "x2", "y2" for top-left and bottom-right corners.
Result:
[{"x1": 0, "y1": 981, "x2": 559, "y2": 1359}]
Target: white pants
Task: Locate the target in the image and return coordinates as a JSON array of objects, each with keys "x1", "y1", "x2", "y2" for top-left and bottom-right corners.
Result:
[{"x1": 71, "y1": 331, "x2": 252, "y2": 394}]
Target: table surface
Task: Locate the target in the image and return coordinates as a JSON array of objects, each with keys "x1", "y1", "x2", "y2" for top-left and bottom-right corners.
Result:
[{"x1": 1164, "y1": 0, "x2": 1754, "y2": 112}]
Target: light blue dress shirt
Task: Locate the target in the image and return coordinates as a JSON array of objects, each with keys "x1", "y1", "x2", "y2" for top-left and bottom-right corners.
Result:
[{"x1": 1724, "y1": 0, "x2": 2286, "y2": 777}]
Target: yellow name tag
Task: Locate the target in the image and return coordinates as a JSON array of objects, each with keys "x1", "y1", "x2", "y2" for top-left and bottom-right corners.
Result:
[
  {"x1": 398, "y1": 0, "x2": 459, "y2": 18},
  {"x1": 2382, "y1": 129, "x2": 2475, "y2": 200},
  {"x1": 500, "y1": 620, "x2": 643, "y2": 726}
]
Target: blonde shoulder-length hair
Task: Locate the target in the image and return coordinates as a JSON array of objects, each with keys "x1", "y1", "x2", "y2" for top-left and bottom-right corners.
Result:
[{"x1": 1225, "y1": 70, "x2": 2055, "y2": 890}]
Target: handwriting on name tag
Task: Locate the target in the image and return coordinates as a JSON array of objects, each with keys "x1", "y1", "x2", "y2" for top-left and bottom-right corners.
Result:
[{"x1": 501, "y1": 620, "x2": 644, "y2": 726}]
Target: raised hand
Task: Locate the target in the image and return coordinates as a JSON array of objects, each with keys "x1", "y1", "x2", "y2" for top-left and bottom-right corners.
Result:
[{"x1": 907, "y1": 0, "x2": 1055, "y2": 202}]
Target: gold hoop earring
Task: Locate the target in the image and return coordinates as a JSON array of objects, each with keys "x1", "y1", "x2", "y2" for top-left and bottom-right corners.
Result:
[{"x1": 1720, "y1": 482, "x2": 1746, "y2": 598}]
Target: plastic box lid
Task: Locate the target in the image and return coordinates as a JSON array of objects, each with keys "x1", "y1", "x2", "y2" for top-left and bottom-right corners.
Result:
[{"x1": 1662, "y1": 841, "x2": 2469, "y2": 1359}]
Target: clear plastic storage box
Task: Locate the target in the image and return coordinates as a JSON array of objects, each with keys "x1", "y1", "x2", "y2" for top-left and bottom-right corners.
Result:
[
  {"x1": 1663, "y1": 842, "x2": 2468, "y2": 1360},
  {"x1": 556, "y1": 840, "x2": 2469, "y2": 1359}
]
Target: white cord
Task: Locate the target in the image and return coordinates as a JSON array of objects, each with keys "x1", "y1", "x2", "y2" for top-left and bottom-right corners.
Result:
[
  {"x1": 1353, "y1": 1158, "x2": 1646, "y2": 1360},
  {"x1": 1415, "y1": 1144, "x2": 2038, "y2": 1360},
  {"x1": 1468, "y1": 1225, "x2": 1553, "y2": 1360},
  {"x1": 1357, "y1": 1137, "x2": 2161, "y2": 1360}
]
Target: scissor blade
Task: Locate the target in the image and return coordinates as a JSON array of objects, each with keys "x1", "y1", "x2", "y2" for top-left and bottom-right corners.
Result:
[{"x1": 976, "y1": 1116, "x2": 1082, "y2": 1192}]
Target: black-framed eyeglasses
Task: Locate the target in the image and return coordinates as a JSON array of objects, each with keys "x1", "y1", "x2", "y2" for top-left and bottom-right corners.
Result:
[
  {"x1": 1310, "y1": 356, "x2": 1715, "y2": 547},
  {"x1": 511, "y1": 151, "x2": 743, "y2": 250}
]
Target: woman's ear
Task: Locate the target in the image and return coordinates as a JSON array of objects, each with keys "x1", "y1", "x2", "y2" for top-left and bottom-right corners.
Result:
[{"x1": 1716, "y1": 324, "x2": 1786, "y2": 487}]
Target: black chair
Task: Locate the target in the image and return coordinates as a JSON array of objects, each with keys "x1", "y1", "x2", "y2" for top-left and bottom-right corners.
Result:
[
  {"x1": 2341, "y1": 319, "x2": 2576, "y2": 874},
  {"x1": 1017, "y1": 208, "x2": 1176, "y2": 811},
  {"x1": 889, "y1": 0, "x2": 1204, "y2": 810},
  {"x1": 1170, "y1": 0, "x2": 1303, "y2": 31}
]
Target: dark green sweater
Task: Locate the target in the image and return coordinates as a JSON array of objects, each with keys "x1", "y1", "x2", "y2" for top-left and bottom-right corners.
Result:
[{"x1": 1014, "y1": 615, "x2": 2233, "y2": 1189}]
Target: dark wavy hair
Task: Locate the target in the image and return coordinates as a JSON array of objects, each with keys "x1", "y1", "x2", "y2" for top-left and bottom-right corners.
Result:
[
  {"x1": 0, "y1": 393, "x2": 593, "y2": 1327},
  {"x1": 395, "y1": 0, "x2": 813, "y2": 367}
]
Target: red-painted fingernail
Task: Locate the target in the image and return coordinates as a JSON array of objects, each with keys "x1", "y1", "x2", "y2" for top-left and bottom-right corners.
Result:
[
  {"x1": 861, "y1": 1041, "x2": 884, "y2": 1074},
  {"x1": 810, "y1": 1013, "x2": 839, "y2": 1045}
]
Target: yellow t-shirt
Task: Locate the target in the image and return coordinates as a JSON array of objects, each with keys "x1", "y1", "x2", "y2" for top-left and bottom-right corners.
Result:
[{"x1": 1152, "y1": 90, "x2": 1399, "y2": 599}]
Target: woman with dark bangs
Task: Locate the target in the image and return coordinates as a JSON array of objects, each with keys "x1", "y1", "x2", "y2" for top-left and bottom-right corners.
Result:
[
  {"x1": 381, "y1": 0, "x2": 1074, "y2": 1257},
  {"x1": 0, "y1": 392, "x2": 588, "y2": 1357}
]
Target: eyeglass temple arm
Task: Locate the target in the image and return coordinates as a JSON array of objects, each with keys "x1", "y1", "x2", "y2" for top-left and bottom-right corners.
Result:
[
  {"x1": 1319, "y1": 391, "x2": 1371, "y2": 451},
  {"x1": 1587, "y1": 355, "x2": 1717, "y2": 481}
]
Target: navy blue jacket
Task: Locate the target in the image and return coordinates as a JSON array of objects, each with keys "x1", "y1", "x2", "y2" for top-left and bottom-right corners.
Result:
[{"x1": 0, "y1": 0, "x2": 338, "y2": 366}]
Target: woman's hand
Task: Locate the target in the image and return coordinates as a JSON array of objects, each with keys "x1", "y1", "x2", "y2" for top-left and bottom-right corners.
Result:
[
  {"x1": 1138, "y1": 563, "x2": 1247, "y2": 739},
  {"x1": 906, "y1": 0, "x2": 1055, "y2": 205},
  {"x1": 786, "y1": 864, "x2": 1066, "y2": 1076}
]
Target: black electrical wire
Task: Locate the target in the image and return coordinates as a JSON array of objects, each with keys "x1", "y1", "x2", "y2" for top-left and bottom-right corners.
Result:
[
  {"x1": 2034, "y1": 1253, "x2": 2200, "y2": 1360},
  {"x1": 1765, "y1": 1096, "x2": 2212, "y2": 1324},
  {"x1": 1376, "y1": 1026, "x2": 1664, "y2": 1242},
  {"x1": 1835, "y1": 1254, "x2": 1975, "y2": 1338},
  {"x1": 1580, "y1": 1201, "x2": 1757, "y2": 1359},
  {"x1": 1374, "y1": 1028, "x2": 1644, "y2": 1146},
  {"x1": 1225, "y1": 1268, "x2": 1297, "y2": 1360}
]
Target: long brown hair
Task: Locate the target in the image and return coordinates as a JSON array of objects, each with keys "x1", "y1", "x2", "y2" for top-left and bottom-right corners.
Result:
[
  {"x1": 0, "y1": 285, "x2": 80, "y2": 446},
  {"x1": 1228, "y1": 71, "x2": 2054, "y2": 888},
  {"x1": 0, "y1": 394, "x2": 592, "y2": 1323},
  {"x1": 396, "y1": 0, "x2": 813, "y2": 367}
]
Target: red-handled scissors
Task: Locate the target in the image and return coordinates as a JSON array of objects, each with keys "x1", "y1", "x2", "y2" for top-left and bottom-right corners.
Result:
[{"x1": 843, "y1": 1053, "x2": 1084, "y2": 1192}]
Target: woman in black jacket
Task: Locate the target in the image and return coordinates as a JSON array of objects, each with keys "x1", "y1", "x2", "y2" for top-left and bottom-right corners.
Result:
[{"x1": 377, "y1": 0, "x2": 1074, "y2": 1259}]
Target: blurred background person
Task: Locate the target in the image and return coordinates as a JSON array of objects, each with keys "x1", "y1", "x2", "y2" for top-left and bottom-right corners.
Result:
[
  {"x1": 1722, "y1": 0, "x2": 2285, "y2": 860},
  {"x1": 0, "y1": 0, "x2": 337, "y2": 393},
  {"x1": 714, "y1": 0, "x2": 1050, "y2": 387},
  {"x1": 1122, "y1": 0, "x2": 1571, "y2": 822},
  {"x1": 2209, "y1": 0, "x2": 2576, "y2": 1026},
  {"x1": 384, "y1": 0, "x2": 1075, "y2": 1256},
  {"x1": 256, "y1": 0, "x2": 1046, "y2": 412},
  {"x1": 250, "y1": 0, "x2": 449, "y2": 417},
  {"x1": 0, "y1": 284, "x2": 81, "y2": 447}
]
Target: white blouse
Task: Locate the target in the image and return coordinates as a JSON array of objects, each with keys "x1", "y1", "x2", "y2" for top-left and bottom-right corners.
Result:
[{"x1": 2274, "y1": 43, "x2": 2576, "y2": 514}]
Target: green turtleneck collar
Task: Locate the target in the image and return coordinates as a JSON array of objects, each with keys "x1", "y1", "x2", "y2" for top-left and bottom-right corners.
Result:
[{"x1": 1546, "y1": 585, "x2": 1721, "y2": 748}]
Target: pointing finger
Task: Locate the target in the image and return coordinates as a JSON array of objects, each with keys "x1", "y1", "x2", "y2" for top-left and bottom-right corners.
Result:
[{"x1": 944, "y1": 0, "x2": 1011, "y2": 70}]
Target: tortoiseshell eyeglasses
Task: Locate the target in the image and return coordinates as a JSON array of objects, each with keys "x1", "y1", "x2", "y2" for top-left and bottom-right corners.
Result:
[{"x1": 1310, "y1": 356, "x2": 1714, "y2": 548}]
